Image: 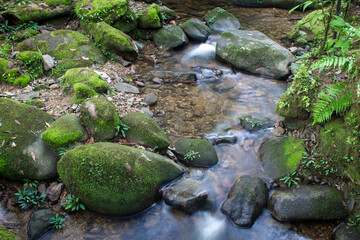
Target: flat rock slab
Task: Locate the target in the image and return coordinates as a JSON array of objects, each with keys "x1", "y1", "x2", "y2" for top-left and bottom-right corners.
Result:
[
  {"x1": 142, "y1": 71, "x2": 197, "y2": 83},
  {"x1": 268, "y1": 185, "x2": 348, "y2": 222},
  {"x1": 115, "y1": 83, "x2": 140, "y2": 94}
]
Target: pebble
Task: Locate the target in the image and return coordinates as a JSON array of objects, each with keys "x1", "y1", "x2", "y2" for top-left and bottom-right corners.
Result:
[
  {"x1": 49, "y1": 84, "x2": 59, "y2": 90},
  {"x1": 144, "y1": 92, "x2": 157, "y2": 106},
  {"x1": 141, "y1": 107, "x2": 153, "y2": 117}
]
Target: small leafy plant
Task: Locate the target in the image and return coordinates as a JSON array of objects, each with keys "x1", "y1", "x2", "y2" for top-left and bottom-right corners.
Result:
[
  {"x1": 115, "y1": 122, "x2": 130, "y2": 138},
  {"x1": 184, "y1": 150, "x2": 200, "y2": 161},
  {"x1": 279, "y1": 171, "x2": 300, "y2": 187},
  {"x1": 64, "y1": 194, "x2": 85, "y2": 212},
  {"x1": 50, "y1": 213, "x2": 66, "y2": 229},
  {"x1": 14, "y1": 180, "x2": 46, "y2": 210}
]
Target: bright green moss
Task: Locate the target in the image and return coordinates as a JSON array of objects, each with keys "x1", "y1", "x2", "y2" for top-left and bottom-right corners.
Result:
[
  {"x1": 0, "y1": 58, "x2": 10, "y2": 77},
  {"x1": 45, "y1": 0, "x2": 72, "y2": 6},
  {"x1": 296, "y1": 9, "x2": 326, "y2": 40},
  {"x1": 16, "y1": 51, "x2": 43, "y2": 78},
  {"x1": 72, "y1": 83, "x2": 99, "y2": 103},
  {"x1": 13, "y1": 74, "x2": 32, "y2": 87},
  {"x1": 138, "y1": 4, "x2": 163, "y2": 29},
  {"x1": 0, "y1": 227, "x2": 19, "y2": 240}
]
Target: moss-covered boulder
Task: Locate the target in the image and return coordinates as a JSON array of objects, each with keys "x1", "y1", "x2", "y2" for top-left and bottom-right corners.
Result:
[
  {"x1": 180, "y1": 18, "x2": 211, "y2": 42},
  {"x1": 174, "y1": 138, "x2": 219, "y2": 167},
  {"x1": 153, "y1": 25, "x2": 189, "y2": 50},
  {"x1": 0, "y1": 98, "x2": 59, "y2": 180},
  {"x1": 216, "y1": 30, "x2": 295, "y2": 79},
  {"x1": 0, "y1": 58, "x2": 32, "y2": 86},
  {"x1": 160, "y1": 6, "x2": 178, "y2": 22},
  {"x1": 0, "y1": 227, "x2": 19, "y2": 240},
  {"x1": 86, "y1": 21, "x2": 138, "y2": 61},
  {"x1": 16, "y1": 51, "x2": 43, "y2": 78},
  {"x1": 2, "y1": 0, "x2": 73, "y2": 23},
  {"x1": 80, "y1": 97, "x2": 120, "y2": 141},
  {"x1": 17, "y1": 30, "x2": 106, "y2": 66},
  {"x1": 64, "y1": 67, "x2": 109, "y2": 103},
  {"x1": 0, "y1": 58, "x2": 11, "y2": 79},
  {"x1": 42, "y1": 114, "x2": 88, "y2": 149},
  {"x1": 138, "y1": 4, "x2": 163, "y2": 29},
  {"x1": 203, "y1": 7, "x2": 241, "y2": 32},
  {"x1": 235, "y1": 0, "x2": 307, "y2": 9},
  {"x1": 121, "y1": 112, "x2": 170, "y2": 149},
  {"x1": 296, "y1": 9, "x2": 325, "y2": 40},
  {"x1": 57, "y1": 142, "x2": 184, "y2": 216},
  {"x1": 275, "y1": 90, "x2": 310, "y2": 119},
  {"x1": 112, "y1": 9, "x2": 138, "y2": 33},
  {"x1": 258, "y1": 137, "x2": 305, "y2": 180},
  {"x1": 268, "y1": 185, "x2": 348, "y2": 221},
  {"x1": 74, "y1": 0, "x2": 128, "y2": 24}
]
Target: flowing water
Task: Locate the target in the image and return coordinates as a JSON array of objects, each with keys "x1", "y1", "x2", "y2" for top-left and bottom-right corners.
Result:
[{"x1": 0, "y1": 1, "x2": 325, "y2": 239}]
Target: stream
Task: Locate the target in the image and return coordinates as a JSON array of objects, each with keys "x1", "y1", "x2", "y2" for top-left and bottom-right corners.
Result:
[{"x1": 0, "y1": 1, "x2": 328, "y2": 239}]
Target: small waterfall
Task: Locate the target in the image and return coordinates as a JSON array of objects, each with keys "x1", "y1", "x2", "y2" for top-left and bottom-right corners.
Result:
[{"x1": 195, "y1": 212, "x2": 226, "y2": 240}]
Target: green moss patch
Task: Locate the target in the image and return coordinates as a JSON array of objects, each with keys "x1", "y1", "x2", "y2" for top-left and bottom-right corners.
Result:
[
  {"x1": 0, "y1": 227, "x2": 19, "y2": 240},
  {"x1": 138, "y1": 4, "x2": 163, "y2": 29},
  {"x1": 16, "y1": 51, "x2": 43, "y2": 78}
]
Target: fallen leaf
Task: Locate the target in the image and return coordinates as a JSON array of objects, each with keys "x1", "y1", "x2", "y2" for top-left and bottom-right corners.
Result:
[
  {"x1": 14, "y1": 120, "x2": 21, "y2": 125},
  {"x1": 11, "y1": 137, "x2": 16, "y2": 139},
  {"x1": 82, "y1": 56, "x2": 90, "y2": 60},
  {"x1": 19, "y1": 170, "x2": 24, "y2": 175},
  {"x1": 85, "y1": 137, "x2": 95, "y2": 144},
  {"x1": 1, "y1": 140, "x2": 5, "y2": 147},
  {"x1": 69, "y1": 49, "x2": 77, "y2": 51},
  {"x1": 275, "y1": 123, "x2": 280, "y2": 127},
  {"x1": 45, "y1": 122, "x2": 51, "y2": 128},
  {"x1": 11, "y1": 142, "x2": 16, "y2": 147},
  {"x1": 31, "y1": 152, "x2": 36, "y2": 161}
]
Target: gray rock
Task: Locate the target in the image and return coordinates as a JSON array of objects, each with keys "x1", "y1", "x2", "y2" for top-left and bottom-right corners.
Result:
[
  {"x1": 235, "y1": 0, "x2": 307, "y2": 9},
  {"x1": 268, "y1": 185, "x2": 348, "y2": 221},
  {"x1": 27, "y1": 209, "x2": 57, "y2": 240},
  {"x1": 258, "y1": 137, "x2": 305, "y2": 180},
  {"x1": 163, "y1": 177, "x2": 208, "y2": 214},
  {"x1": 216, "y1": 30, "x2": 295, "y2": 79},
  {"x1": 207, "y1": 135, "x2": 237, "y2": 145},
  {"x1": 141, "y1": 107, "x2": 154, "y2": 117},
  {"x1": 181, "y1": 18, "x2": 211, "y2": 42},
  {"x1": 46, "y1": 183, "x2": 64, "y2": 202},
  {"x1": 239, "y1": 115, "x2": 276, "y2": 131},
  {"x1": 174, "y1": 138, "x2": 219, "y2": 167},
  {"x1": 154, "y1": 25, "x2": 189, "y2": 50},
  {"x1": 143, "y1": 71, "x2": 197, "y2": 83},
  {"x1": 15, "y1": 91, "x2": 40, "y2": 101},
  {"x1": 135, "y1": 41, "x2": 146, "y2": 53},
  {"x1": 221, "y1": 176, "x2": 268, "y2": 227},
  {"x1": 333, "y1": 222, "x2": 360, "y2": 240},
  {"x1": 203, "y1": 7, "x2": 241, "y2": 32},
  {"x1": 144, "y1": 92, "x2": 157, "y2": 106},
  {"x1": 160, "y1": 6, "x2": 178, "y2": 22},
  {"x1": 152, "y1": 77, "x2": 164, "y2": 84},
  {"x1": 42, "y1": 55, "x2": 55, "y2": 71},
  {"x1": 115, "y1": 83, "x2": 140, "y2": 94}
]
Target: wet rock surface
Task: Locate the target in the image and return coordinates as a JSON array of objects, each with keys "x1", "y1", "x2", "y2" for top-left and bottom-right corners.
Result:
[
  {"x1": 27, "y1": 209, "x2": 57, "y2": 240},
  {"x1": 333, "y1": 222, "x2": 360, "y2": 240}
]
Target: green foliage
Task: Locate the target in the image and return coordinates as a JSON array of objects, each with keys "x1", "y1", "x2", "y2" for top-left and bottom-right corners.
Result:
[
  {"x1": 312, "y1": 82, "x2": 352, "y2": 124},
  {"x1": 184, "y1": 150, "x2": 200, "y2": 161},
  {"x1": 279, "y1": 171, "x2": 300, "y2": 187},
  {"x1": 64, "y1": 194, "x2": 85, "y2": 211},
  {"x1": 59, "y1": 144, "x2": 72, "y2": 156},
  {"x1": 115, "y1": 122, "x2": 130, "y2": 138},
  {"x1": 14, "y1": 180, "x2": 46, "y2": 210},
  {"x1": 239, "y1": 116, "x2": 262, "y2": 128},
  {"x1": 50, "y1": 213, "x2": 66, "y2": 229}
]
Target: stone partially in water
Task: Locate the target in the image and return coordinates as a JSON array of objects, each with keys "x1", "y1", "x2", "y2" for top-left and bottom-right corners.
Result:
[
  {"x1": 142, "y1": 71, "x2": 197, "y2": 83},
  {"x1": 221, "y1": 175, "x2": 268, "y2": 227},
  {"x1": 154, "y1": 25, "x2": 189, "y2": 50},
  {"x1": 203, "y1": 7, "x2": 241, "y2": 32},
  {"x1": 258, "y1": 137, "x2": 305, "y2": 180},
  {"x1": 174, "y1": 138, "x2": 219, "y2": 167},
  {"x1": 216, "y1": 30, "x2": 295, "y2": 79},
  {"x1": 27, "y1": 209, "x2": 57, "y2": 240},
  {"x1": 268, "y1": 185, "x2": 348, "y2": 221},
  {"x1": 80, "y1": 97, "x2": 120, "y2": 141},
  {"x1": 238, "y1": 115, "x2": 276, "y2": 131},
  {"x1": 0, "y1": 98, "x2": 59, "y2": 180},
  {"x1": 121, "y1": 112, "x2": 170, "y2": 149},
  {"x1": 333, "y1": 222, "x2": 360, "y2": 240},
  {"x1": 163, "y1": 177, "x2": 208, "y2": 214},
  {"x1": 57, "y1": 142, "x2": 184, "y2": 216},
  {"x1": 181, "y1": 18, "x2": 211, "y2": 42}
]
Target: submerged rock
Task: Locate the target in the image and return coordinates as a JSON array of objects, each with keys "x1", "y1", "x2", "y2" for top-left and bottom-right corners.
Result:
[
  {"x1": 27, "y1": 209, "x2": 57, "y2": 240},
  {"x1": 221, "y1": 176, "x2": 268, "y2": 227},
  {"x1": 235, "y1": 0, "x2": 306, "y2": 9},
  {"x1": 80, "y1": 97, "x2": 121, "y2": 141},
  {"x1": 42, "y1": 114, "x2": 88, "y2": 149},
  {"x1": 174, "y1": 138, "x2": 219, "y2": 167},
  {"x1": 203, "y1": 7, "x2": 241, "y2": 32},
  {"x1": 142, "y1": 71, "x2": 197, "y2": 83},
  {"x1": 268, "y1": 185, "x2": 348, "y2": 221},
  {"x1": 57, "y1": 142, "x2": 184, "y2": 216},
  {"x1": 121, "y1": 112, "x2": 170, "y2": 149},
  {"x1": 154, "y1": 25, "x2": 188, "y2": 50},
  {"x1": 0, "y1": 98, "x2": 59, "y2": 180},
  {"x1": 216, "y1": 30, "x2": 295, "y2": 79},
  {"x1": 181, "y1": 18, "x2": 211, "y2": 42},
  {"x1": 259, "y1": 137, "x2": 305, "y2": 180},
  {"x1": 163, "y1": 177, "x2": 208, "y2": 214},
  {"x1": 238, "y1": 115, "x2": 276, "y2": 131}
]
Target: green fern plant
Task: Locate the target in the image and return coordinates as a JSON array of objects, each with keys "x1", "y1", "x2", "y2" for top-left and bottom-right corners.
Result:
[
  {"x1": 311, "y1": 56, "x2": 355, "y2": 73},
  {"x1": 312, "y1": 82, "x2": 352, "y2": 124}
]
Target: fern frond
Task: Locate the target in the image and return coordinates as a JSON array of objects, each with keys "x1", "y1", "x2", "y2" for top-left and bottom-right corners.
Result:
[
  {"x1": 311, "y1": 56, "x2": 355, "y2": 73},
  {"x1": 312, "y1": 82, "x2": 352, "y2": 124}
]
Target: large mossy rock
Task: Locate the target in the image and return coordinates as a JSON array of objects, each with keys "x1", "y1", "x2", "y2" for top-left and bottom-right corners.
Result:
[
  {"x1": 174, "y1": 138, "x2": 218, "y2": 167},
  {"x1": 42, "y1": 114, "x2": 88, "y2": 149},
  {"x1": 153, "y1": 25, "x2": 189, "y2": 50},
  {"x1": 17, "y1": 30, "x2": 106, "y2": 65},
  {"x1": 203, "y1": 7, "x2": 241, "y2": 32},
  {"x1": 16, "y1": 51, "x2": 43, "y2": 78},
  {"x1": 64, "y1": 67, "x2": 109, "y2": 103},
  {"x1": 57, "y1": 142, "x2": 184, "y2": 216},
  {"x1": 180, "y1": 18, "x2": 211, "y2": 43},
  {"x1": 85, "y1": 21, "x2": 138, "y2": 61},
  {"x1": 258, "y1": 137, "x2": 305, "y2": 180},
  {"x1": 138, "y1": 4, "x2": 163, "y2": 29},
  {"x1": 268, "y1": 185, "x2": 348, "y2": 221},
  {"x1": 160, "y1": 6, "x2": 178, "y2": 22},
  {"x1": 234, "y1": 0, "x2": 306, "y2": 9},
  {"x1": 74, "y1": 0, "x2": 129, "y2": 24},
  {"x1": 2, "y1": 0, "x2": 73, "y2": 23},
  {"x1": 0, "y1": 98, "x2": 59, "y2": 180},
  {"x1": 221, "y1": 175, "x2": 268, "y2": 227},
  {"x1": 121, "y1": 112, "x2": 170, "y2": 149},
  {"x1": 275, "y1": 90, "x2": 310, "y2": 119},
  {"x1": 216, "y1": 30, "x2": 295, "y2": 79},
  {"x1": 296, "y1": 9, "x2": 325, "y2": 40},
  {"x1": 80, "y1": 97, "x2": 120, "y2": 141}
]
